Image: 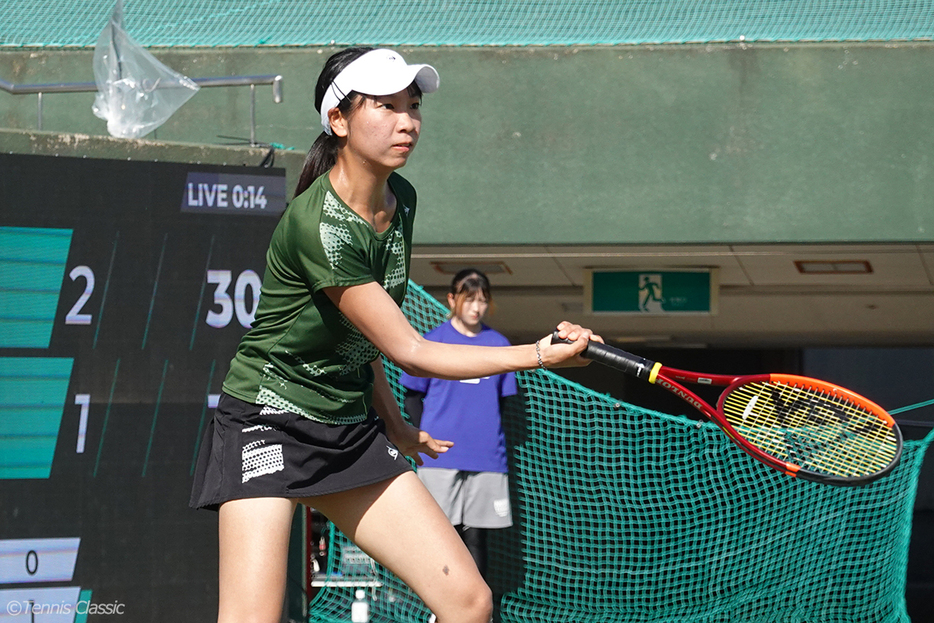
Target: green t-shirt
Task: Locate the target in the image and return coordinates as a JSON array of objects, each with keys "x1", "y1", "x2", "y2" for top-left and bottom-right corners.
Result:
[{"x1": 222, "y1": 171, "x2": 416, "y2": 425}]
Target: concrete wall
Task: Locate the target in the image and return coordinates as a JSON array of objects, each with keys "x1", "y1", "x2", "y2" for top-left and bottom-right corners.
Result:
[{"x1": 3, "y1": 43, "x2": 933, "y2": 244}]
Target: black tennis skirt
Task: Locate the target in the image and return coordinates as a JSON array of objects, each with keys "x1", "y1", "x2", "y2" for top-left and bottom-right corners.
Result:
[{"x1": 190, "y1": 393, "x2": 413, "y2": 511}]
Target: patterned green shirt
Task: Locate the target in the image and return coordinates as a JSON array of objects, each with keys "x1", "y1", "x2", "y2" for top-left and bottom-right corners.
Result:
[{"x1": 222, "y1": 171, "x2": 416, "y2": 424}]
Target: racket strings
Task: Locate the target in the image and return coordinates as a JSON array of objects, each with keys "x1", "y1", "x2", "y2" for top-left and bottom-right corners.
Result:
[
  {"x1": 738, "y1": 383, "x2": 895, "y2": 476},
  {"x1": 722, "y1": 381, "x2": 899, "y2": 478},
  {"x1": 742, "y1": 385, "x2": 894, "y2": 476}
]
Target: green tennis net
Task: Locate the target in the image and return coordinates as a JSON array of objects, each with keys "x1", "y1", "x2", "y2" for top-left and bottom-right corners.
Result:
[
  {"x1": 2, "y1": 0, "x2": 933, "y2": 48},
  {"x1": 308, "y1": 281, "x2": 932, "y2": 623}
]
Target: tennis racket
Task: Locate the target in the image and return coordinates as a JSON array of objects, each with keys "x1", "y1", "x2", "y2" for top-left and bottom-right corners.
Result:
[{"x1": 553, "y1": 331, "x2": 902, "y2": 486}]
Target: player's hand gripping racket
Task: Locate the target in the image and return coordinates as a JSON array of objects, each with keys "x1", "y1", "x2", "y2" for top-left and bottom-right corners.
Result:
[{"x1": 552, "y1": 331, "x2": 902, "y2": 485}]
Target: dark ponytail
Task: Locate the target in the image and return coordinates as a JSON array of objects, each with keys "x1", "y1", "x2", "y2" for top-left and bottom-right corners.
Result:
[{"x1": 294, "y1": 47, "x2": 375, "y2": 197}]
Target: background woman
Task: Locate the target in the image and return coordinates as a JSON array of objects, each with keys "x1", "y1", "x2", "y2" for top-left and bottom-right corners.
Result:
[{"x1": 401, "y1": 269, "x2": 517, "y2": 582}]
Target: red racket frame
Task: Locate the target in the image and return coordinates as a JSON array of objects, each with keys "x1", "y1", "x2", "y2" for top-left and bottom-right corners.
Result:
[{"x1": 551, "y1": 331, "x2": 902, "y2": 485}]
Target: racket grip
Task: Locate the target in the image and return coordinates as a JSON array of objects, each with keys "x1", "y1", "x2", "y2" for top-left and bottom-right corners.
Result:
[{"x1": 551, "y1": 329, "x2": 657, "y2": 381}]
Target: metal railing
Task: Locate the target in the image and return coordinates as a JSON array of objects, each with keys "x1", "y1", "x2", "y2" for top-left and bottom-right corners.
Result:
[{"x1": 0, "y1": 74, "x2": 283, "y2": 145}]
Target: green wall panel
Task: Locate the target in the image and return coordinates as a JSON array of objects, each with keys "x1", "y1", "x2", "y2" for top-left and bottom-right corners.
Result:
[{"x1": 2, "y1": 44, "x2": 932, "y2": 244}]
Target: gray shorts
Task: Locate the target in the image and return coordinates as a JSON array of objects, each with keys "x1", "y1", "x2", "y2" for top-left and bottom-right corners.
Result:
[{"x1": 418, "y1": 467, "x2": 513, "y2": 529}]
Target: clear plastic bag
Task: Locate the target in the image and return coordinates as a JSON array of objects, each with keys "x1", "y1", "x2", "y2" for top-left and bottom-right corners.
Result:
[{"x1": 91, "y1": 0, "x2": 199, "y2": 139}]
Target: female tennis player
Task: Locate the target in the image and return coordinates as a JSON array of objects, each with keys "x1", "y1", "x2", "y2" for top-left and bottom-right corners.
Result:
[{"x1": 190, "y1": 47, "x2": 599, "y2": 623}]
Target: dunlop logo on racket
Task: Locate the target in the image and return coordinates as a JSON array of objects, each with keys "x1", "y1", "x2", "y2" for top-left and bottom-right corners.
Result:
[{"x1": 552, "y1": 330, "x2": 903, "y2": 486}]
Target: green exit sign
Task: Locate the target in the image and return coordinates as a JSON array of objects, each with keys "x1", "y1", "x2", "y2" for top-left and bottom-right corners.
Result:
[{"x1": 586, "y1": 269, "x2": 718, "y2": 314}]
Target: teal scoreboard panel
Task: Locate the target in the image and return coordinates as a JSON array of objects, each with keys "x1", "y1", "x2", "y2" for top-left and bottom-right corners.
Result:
[{"x1": 0, "y1": 153, "x2": 287, "y2": 621}]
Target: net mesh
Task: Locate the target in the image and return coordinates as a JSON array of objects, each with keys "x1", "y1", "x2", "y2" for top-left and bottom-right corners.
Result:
[
  {"x1": 2, "y1": 0, "x2": 933, "y2": 48},
  {"x1": 308, "y1": 281, "x2": 933, "y2": 623}
]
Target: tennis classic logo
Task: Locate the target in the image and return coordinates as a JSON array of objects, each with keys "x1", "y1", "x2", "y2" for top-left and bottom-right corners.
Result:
[
  {"x1": 181, "y1": 171, "x2": 287, "y2": 216},
  {"x1": 6, "y1": 599, "x2": 126, "y2": 617}
]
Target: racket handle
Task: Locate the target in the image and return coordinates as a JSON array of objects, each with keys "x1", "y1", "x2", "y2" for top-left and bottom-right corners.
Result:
[{"x1": 551, "y1": 330, "x2": 657, "y2": 381}]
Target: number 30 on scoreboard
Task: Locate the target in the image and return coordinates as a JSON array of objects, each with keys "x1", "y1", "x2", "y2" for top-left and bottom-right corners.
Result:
[{"x1": 205, "y1": 269, "x2": 261, "y2": 329}]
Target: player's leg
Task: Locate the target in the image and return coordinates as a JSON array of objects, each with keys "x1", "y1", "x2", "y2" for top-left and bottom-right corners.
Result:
[
  {"x1": 217, "y1": 497, "x2": 297, "y2": 623},
  {"x1": 304, "y1": 471, "x2": 492, "y2": 623}
]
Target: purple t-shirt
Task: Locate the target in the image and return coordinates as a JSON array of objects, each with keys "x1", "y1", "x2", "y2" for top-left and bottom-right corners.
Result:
[{"x1": 400, "y1": 320, "x2": 518, "y2": 473}]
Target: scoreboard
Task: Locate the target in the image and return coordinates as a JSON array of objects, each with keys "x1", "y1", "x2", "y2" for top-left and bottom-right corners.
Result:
[{"x1": 0, "y1": 153, "x2": 287, "y2": 621}]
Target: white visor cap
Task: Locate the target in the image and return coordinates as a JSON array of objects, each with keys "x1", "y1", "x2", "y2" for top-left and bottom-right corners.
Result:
[{"x1": 320, "y1": 49, "x2": 440, "y2": 135}]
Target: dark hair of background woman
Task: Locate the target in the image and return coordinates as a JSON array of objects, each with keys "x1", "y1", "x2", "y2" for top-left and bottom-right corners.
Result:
[{"x1": 448, "y1": 268, "x2": 493, "y2": 317}]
